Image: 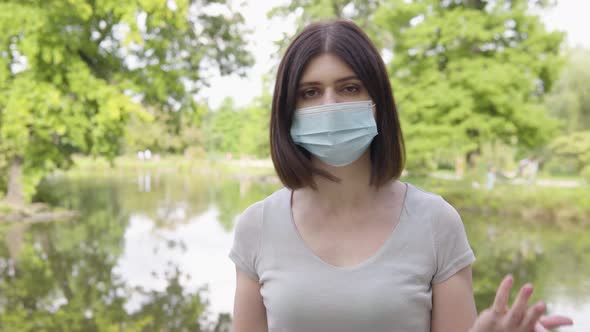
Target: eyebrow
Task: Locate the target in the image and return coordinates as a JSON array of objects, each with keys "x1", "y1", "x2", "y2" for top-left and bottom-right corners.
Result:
[{"x1": 298, "y1": 75, "x2": 359, "y2": 88}]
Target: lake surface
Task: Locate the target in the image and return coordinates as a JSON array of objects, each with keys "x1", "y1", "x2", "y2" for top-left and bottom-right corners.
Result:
[{"x1": 0, "y1": 171, "x2": 588, "y2": 331}]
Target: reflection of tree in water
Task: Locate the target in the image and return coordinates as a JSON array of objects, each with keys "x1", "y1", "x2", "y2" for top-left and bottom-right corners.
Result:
[
  {"x1": 39, "y1": 173, "x2": 280, "y2": 232},
  {"x1": 531, "y1": 226, "x2": 590, "y2": 307},
  {"x1": 466, "y1": 212, "x2": 590, "y2": 313},
  {"x1": 214, "y1": 178, "x2": 279, "y2": 232},
  {"x1": 127, "y1": 267, "x2": 210, "y2": 331},
  {"x1": 472, "y1": 241, "x2": 545, "y2": 311},
  {"x1": 0, "y1": 178, "x2": 230, "y2": 331},
  {"x1": 466, "y1": 215, "x2": 548, "y2": 312},
  {"x1": 117, "y1": 173, "x2": 212, "y2": 228}
]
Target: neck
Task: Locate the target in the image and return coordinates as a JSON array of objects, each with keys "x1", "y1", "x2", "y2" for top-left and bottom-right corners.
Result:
[{"x1": 301, "y1": 150, "x2": 385, "y2": 213}]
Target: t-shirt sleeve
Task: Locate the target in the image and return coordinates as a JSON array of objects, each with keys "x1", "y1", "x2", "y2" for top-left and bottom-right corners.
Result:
[
  {"x1": 229, "y1": 201, "x2": 264, "y2": 282},
  {"x1": 431, "y1": 197, "x2": 476, "y2": 284}
]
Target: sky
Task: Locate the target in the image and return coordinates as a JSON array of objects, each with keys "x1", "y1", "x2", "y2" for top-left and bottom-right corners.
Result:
[{"x1": 200, "y1": 0, "x2": 590, "y2": 109}]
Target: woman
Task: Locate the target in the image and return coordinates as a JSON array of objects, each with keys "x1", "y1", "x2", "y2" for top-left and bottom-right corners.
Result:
[{"x1": 229, "y1": 20, "x2": 572, "y2": 332}]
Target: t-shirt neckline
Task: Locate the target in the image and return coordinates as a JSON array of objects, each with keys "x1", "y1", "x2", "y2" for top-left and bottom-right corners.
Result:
[{"x1": 285, "y1": 181, "x2": 411, "y2": 272}]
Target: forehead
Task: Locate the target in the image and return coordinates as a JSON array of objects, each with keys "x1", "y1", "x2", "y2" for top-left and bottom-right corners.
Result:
[{"x1": 299, "y1": 53, "x2": 356, "y2": 83}]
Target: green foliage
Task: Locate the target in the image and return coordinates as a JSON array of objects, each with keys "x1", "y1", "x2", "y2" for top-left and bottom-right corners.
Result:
[
  {"x1": 548, "y1": 131, "x2": 590, "y2": 180},
  {"x1": 268, "y1": 0, "x2": 565, "y2": 172},
  {"x1": 0, "y1": 0, "x2": 253, "y2": 201},
  {"x1": 124, "y1": 103, "x2": 207, "y2": 155},
  {"x1": 205, "y1": 98, "x2": 242, "y2": 155},
  {"x1": 543, "y1": 49, "x2": 590, "y2": 178},
  {"x1": 374, "y1": 0, "x2": 564, "y2": 171},
  {"x1": 204, "y1": 94, "x2": 271, "y2": 158},
  {"x1": 409, "y1": 176, "x2": 590, "y2": 226},
  {"x1": 268, "y1": 0, "x2": 384, "y2": 53},
  {"x1": 545, "y1": 48, "x2": 590, "y2": 133},
  {"x1": 239, "y1": 92, "x2": 272, "y2": 158}
]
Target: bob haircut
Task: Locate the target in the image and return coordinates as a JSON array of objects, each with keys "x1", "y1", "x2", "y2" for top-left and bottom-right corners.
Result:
[{"x1": 270, "y1": 19, "x2": 405, "y2": 189}]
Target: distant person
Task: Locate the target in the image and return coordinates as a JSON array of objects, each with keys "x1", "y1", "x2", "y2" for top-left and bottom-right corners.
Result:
[
  {"x1": 515, "y1": 156, "x2": 540, "y2": 186},
  {"x1": 486, "y1": 164, "x2": 497, "y2": 191},
  {"x1": 229, "y1": 20, "x2": 572, "y2": 332},
  {"x1": 527, "y1": 157, "x2": 539, "y2": 185}
]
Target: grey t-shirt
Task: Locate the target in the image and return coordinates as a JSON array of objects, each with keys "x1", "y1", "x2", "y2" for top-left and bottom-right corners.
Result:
[{"x1": 229, "y1": 182, "x2": 475, "y2": 332}]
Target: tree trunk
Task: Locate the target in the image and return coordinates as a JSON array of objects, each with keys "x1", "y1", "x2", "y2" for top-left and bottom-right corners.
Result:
[
  {"x1": 466, "y1": 147, "x2": 481, "y2": 169},
  {"x1": 5, "y1": 155, "x2": 24, "y2": 205},
  {"x1": 6, "y1": 222, "x2": 28, "y2": 265}
]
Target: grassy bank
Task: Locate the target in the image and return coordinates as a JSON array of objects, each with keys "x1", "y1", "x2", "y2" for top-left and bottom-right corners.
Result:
[
  {"x1": 63, "y1": 155, "x2": 277, "y2": 179},
  {"x1": 0, "y1": 200, "x2": 77, "y2": 224},
  {"x1": 409, "y1": 176, "x2": 590, "y2": 227}
]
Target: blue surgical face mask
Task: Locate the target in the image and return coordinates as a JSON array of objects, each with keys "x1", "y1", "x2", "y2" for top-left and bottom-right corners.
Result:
[{"x1": 290, "y1": 100, "x2": 378, "y2": 167}]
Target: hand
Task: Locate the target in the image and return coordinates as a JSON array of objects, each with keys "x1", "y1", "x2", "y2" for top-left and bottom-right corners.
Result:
[{"x1": 470, "y1": 275, "x2": 573, "y2": 332}]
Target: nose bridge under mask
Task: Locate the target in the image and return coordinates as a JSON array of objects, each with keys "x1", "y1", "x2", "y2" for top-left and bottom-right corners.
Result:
[
  {"x1": 294, "y1": 100, "x2": 375, "y2": 115},
  {"x1": 290, "y1": 100, "x2": 378, "y2": 167}
]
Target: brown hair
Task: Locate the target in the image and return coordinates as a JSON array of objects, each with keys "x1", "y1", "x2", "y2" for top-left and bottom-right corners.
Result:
[{"x1": 270, "y1": 19, "x2": 405, "y2": 189}]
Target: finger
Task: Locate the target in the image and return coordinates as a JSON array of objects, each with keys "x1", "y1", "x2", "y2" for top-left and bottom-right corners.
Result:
[
  {"x1": 534, "y1": 322, "x2": 548, "y2": 332},
  {"x1": 522, "y1": 301, "x2": 546, "y2": 330},
  {"x1": 507, "y1": 283, "x2": 534, "y2": 326},
  {"x1": 539, "y1": 315, "x2": 574, "y2": 329},
  {"x1": 492, "y1": 275, "x2": 513, "y2": 315}
]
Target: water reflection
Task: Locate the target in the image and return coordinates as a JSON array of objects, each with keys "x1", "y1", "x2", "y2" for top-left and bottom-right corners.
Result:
[
  {"x1": 138, "y1": 172, "x2": 152, "y2": 193},
  {"x1": 117, "y1": 209, "x2": 236, "y2": 318},
  {"x1": 0, "y1": 174, "x2": 587, "y2": 331}
]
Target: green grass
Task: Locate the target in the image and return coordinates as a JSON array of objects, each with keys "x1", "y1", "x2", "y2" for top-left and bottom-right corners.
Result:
[
  {"x1": 537, "y1": 173, "x2": 585, "y2": 182},
  {"x1": 408, "y1": 176, "x2": 590, "y2": 227}
]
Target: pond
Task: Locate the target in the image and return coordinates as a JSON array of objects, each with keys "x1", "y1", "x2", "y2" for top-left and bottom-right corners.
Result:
[{"x1": 0, "y1": 171, "x2": 588, "y2": 331}]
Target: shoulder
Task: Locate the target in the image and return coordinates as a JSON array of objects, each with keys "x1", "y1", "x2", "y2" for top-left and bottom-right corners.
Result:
[
  {"x1": 235, "y1": 200, "x2": 264, "y2": 232},
  {"x1": 404, "y1": 182, "x2": 462, "y2": 227},
  {"x1": 234, "y1": 187, "x2": 288, "y2": 234},
  {"x1": 230, "y1": 188, "x2": 288, "y2": 273},
  {"x1": 405, "y1": 182, "x2": 454, "y2": 215}
]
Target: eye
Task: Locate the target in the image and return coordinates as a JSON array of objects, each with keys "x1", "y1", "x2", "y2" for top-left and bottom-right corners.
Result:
[
  {"x1": 300, "y1": 88, "x2": 319, "y2": 99},
  {"x1": 342, "y1": 84, "x2": 360, "y2": 94}
]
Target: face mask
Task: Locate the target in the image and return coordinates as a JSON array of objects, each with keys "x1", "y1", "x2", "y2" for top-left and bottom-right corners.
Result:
[{"x1": 290, "y1": 100, "x2": 378, "y2": 167}]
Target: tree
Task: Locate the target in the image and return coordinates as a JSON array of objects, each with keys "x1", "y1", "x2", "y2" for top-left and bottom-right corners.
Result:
[
  {"x1": 548, "y1": 131, "x2": 590, "y2": 180},
  {"x1": 0, "y1": 0, "x2": 253, "y2": 204},
  {"x1": 203, "y1": 89, "x2": 272, "y2": 159},
  {"x1": 268, "y1": 0, "x2": 565, "y2": 172},
  {"x1": 546, "y1": 48, "x2": 590, "y2": 179},
  {"x1": 239, "y1": 87, "x2": 272, "y2": 158},
  {"x1": 204, "y1": 98, "x2": 243, "y2": 156},
  {"x1": 374, "y1": 0, "x2": 564, "y2": 170},
  {"x1": 545, "y1": 48, "x2": 590, "y2": 133},
  {"x1": 268, "y1": 0, "x2": 384, "y2": 54},
  {"x1": 543, "y1": 48, "x2": 590, "y2": 179},
  {"x1": 124, "y1": 103, "x2": 208, "y2": 155}
]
